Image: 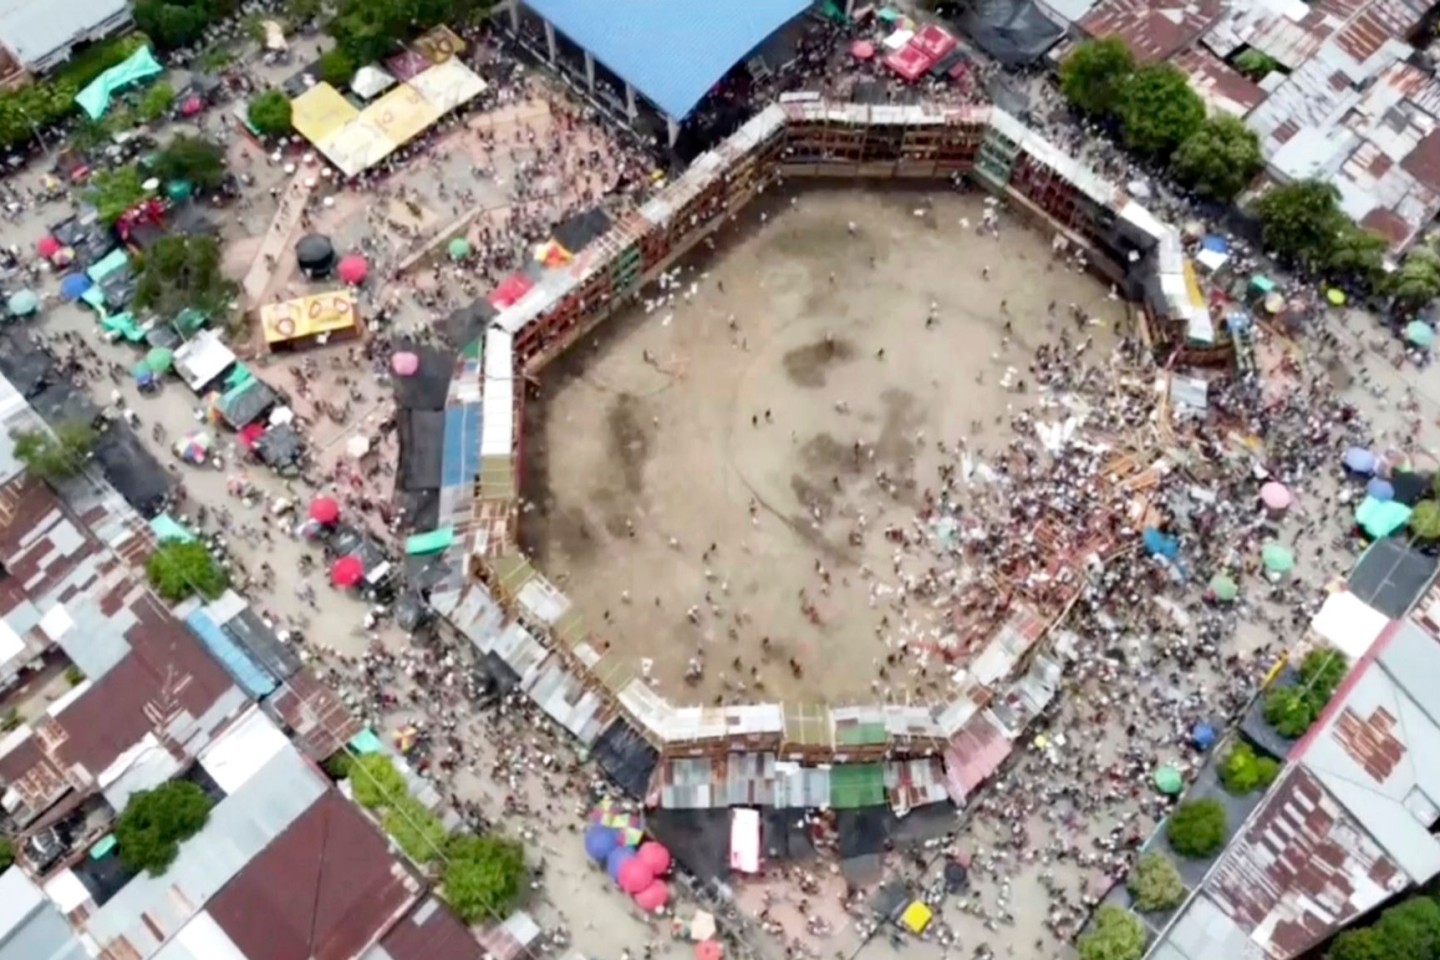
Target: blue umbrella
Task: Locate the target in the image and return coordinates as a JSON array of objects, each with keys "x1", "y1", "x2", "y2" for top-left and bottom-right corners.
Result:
[
  {"x1": 606, "y1": 845, "x2": 635, "y2": 880},
  {"x1": 59, "y1": 272, "x2": 92, "y2": 301},
  {"x1": 584, "y1": 824, "x2": 618, "y2": 862},
  {"x1": 1343, "y1": 447, "x2": 1376, "y2": 475},
  {"x1": 1143, "y1": 527, "x2": 1179, "y2": 560},
  {"x1": 1366, "y1": 477, "x2": 1395, "y2": 501},
  {"x1": 1191, "y1": 722, "x2": 1217, "y2": 750}
]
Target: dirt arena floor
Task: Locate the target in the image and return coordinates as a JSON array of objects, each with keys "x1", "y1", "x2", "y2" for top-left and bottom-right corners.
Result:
[{"x1": 520, "y1": 186, "x2": 1128, "y2": 704}]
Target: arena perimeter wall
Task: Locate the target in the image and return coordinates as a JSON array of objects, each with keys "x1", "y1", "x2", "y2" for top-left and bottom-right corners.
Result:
[{"x1": 445, "y1": 98, "x2": 1187, "y2": 789}]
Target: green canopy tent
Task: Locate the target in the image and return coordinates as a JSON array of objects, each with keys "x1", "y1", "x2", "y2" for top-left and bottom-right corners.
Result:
[
  {"x1": 1355, "y1": 495, "x2": 1412, "y2": 539},
  {"x1": 101, "y1": 312, "x2": 145, "y2": 342},
  {"x1": 76, "y1": 45, "x2": 163, "y2": 120},
  {"x1": 1261, "y1": 543, "x2": 1295, "y2": 574},
  {"x1": 86, "y1": 248, "x2": 129, "y2": 284}
]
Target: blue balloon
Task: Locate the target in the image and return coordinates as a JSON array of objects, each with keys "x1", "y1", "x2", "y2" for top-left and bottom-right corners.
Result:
[
  {"x1": 584, "y1": 824, "x2": 618, "y2": 862},
  {"x1": 606, "y1": 845, "x2": 635, "y2": 880}
]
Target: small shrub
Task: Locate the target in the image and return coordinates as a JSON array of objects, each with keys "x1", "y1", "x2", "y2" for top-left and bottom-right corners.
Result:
[
  {"x1": 1167, "y1": 799, "x2": 1227, "y2": 859},
  {"x1": 1219, "y1": 742, "x2": 1280, "y2": 795},
  {"x1": 64, "y1": 665, "x2": 85, "y2": 686},
  {"x1": 1078, "y1": 904, "x2": 1147, "y2": 960},
  {"x1": 1128, "y1": 852, "x2": 1186, "y2": 912},
  {"x1": 350, "y1": 753, "x2": 407, "y2": 809}
]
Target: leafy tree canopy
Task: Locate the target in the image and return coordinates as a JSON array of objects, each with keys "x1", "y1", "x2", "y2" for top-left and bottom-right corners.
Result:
[
  {"x1": 384, "y1": 795, "x2": 448, "y2": 863},
  {"x1": 1327, "y1": 895, "x2": 1440, "y2": 960},
  {"x1": 146, "y1": 539, "x2": 228, "y2": 601},
  {"x1": 153, "y1": 134, "x2": 227, "y2": 190},
  {"x1": 318, "y1": 48, "x2": 355, "y2": 87},
  {"x1": 134, "y1": 235, "x2": 236, "y2": 321},
  {"x1": 1219, "y1": 742, "x2": 1280, "y2": 795},
  {"x1": 134, "y1": 0, "x2": 225, "y2": 52},
  {"x1": 1060, "y1": 38, "x2": 1135, "y2": 117},
  {"x1": 350, "y1": 753, "x2": 408, "y2": 809},
  {"x1": 1414, "y1": 500, "x2": 1440, "y2": 540},
  {"x1": 1256, "y1": 179, "x2": 1344, "y2": 270},
  {"x1": 1172, "y1": 115, "x2": 1263, "y2": 201},
  {"x1": 115, "y1": 781, "x2": 213, "y2": 875},
  {"x1": 0, "y1": 837, "x2": 12, "y2": 872},
  {"x1": 1235, "y1": 49, "x2": 1280, "y2": 80},
  {"x1": 89, "y1": 166, "x2": 147, "y2": 226},
  {"x1": 1391, "y1": 247, "x2": 1440, "y2": 312},
  {"x1": 443, "y1": 834, "x2": 526, "y2": 923},
  {"x1": 1128, "y1": 852, "x2": 1186, "y2": 913},
  {"x1": 1116, "y1": 63, "x2": 1206, "y2": 159},
  {"x1": 11, "y1": 421, "x2": 96, "y2": 481},
  {"x1": 1166, "y1": 798, "x2": 1227, "y2": 859},
  {"x1": 1078, "y1": 904, "x2": 1147, "y2": 960},
  {"x1": 246, "y1": 90, "x2": 293, "y2": 138},
  {"x1": 137, "y1": 82, "x2": 176, "y2": 124}
]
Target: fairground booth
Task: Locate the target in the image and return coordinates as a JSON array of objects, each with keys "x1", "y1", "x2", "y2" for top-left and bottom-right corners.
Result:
[{"x1": 289, "y1": 32, "x2": 487, "y2": 178}]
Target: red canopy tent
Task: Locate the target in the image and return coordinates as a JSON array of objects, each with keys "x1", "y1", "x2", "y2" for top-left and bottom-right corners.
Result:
[
  {"x1": 238, "y1": 423, "x2": 266, "y2": 450},
  {"x1": 912, "y1": 23, "x2": 958, "y2": 60},
  {"x1": 490, "y1": 272, "x2": 535, "y2": 310},
  {"x1": 309, "y1": 497, "x2": 341, "y2": 524},
  {"x1": 884, "y1": 45, "x2": 935, "y2": 82},
  {"x1": 331, "y1": 555, "x2": 364, "y2": 587}
]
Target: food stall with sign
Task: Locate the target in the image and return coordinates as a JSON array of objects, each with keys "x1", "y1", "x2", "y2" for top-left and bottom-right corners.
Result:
[{"x1": 258, "y1": 289, "x2": 362, "y2": 352}]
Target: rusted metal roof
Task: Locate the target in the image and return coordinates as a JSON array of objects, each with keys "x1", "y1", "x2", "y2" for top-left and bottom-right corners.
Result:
[
  {"x1": 263, "y1": 668, "x2": 364, "y2": 761},
  {"x1": 207, "y1": 790, "x2": 420, "y2": 960},
  {"x1": 1079, "y1": 0, "x2": 1225, "y2": 61},
  {"x1": 1175, "y1": 48, "x2": 1266, "y2": 116},
  {"x1": 942, "y1": 710, "x2": 1012, "y2": 806},
  {"x1": 1201, "y1": 765, "x2": 1408, "y2": 958},
  {"x1": 0, "y1": 727, "x2": 73, "y2": 825},
  {"x1": 370, "y1": 897, "x2": 483, "y2": 960}
]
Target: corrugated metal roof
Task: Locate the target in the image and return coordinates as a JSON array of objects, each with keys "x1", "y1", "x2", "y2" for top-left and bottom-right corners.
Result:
[
  {"x1": 0, "y1": 0, "x2": 129, "y2": 67},
  {"x1": 0, "y1": 868, "x2": 88, "y2": 960},
  {"x1": 83, "y1": 743, "x2": 327, "y2": 958},
  {"x1": 829, "y1": 763, "x2": 886, "y2": 809},
  {"x1": 521, "y1": 0, "x2": 809, "y2": 118},
  {"x1": 772, "y1": 761, "x2": 830, "y2": 809},
  {"x1": 1146, "y1": 892, "x2": 1268, "y2": 960},
  {"x1": 206, "y1": 791, "x2": 419, "y2": 960},
  {"x1": 151, "y1": 912, "x2": 249, "y2": 960},
  {"x1": 943, "y1": 711, "x2": 1013, "y2": 806},
  {"x1": 885, "y1": 758, "x2": 950, "y2": 811},
  {"x1": 524, "y1": 654, "x2": 607, "y2": 745},
  {"x1": 1079, "y1": 0, "x2": 1225, "y2": 61},
  {"x1": 371, "y1": 897, "x2": 484, "y2": 960},
  {"x1": 262, "y1": 667, "x2": 364, "y2": 762}
]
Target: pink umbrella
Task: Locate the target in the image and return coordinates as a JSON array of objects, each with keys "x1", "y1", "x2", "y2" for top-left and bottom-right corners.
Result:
[
  {"x1": 695, "y1": 941, "x2": 723, "y2": 960},
  {"x1": 337, "y1": 254, "x2": 369, "y2": 285},
  {"x1": 391, "y1": 352, "x2": 419, "y2": 377},
  {"x1": 36, "y1": 236, "x2": 60, "y2": 259},
  {"x1": 1260, "y1": 481, "x2": 1292, "y2": 511},
  {"x1": 637, "y1": 841, "x2": 671, "y2": 875},
  {"x1": 634, "y1": 880, "x2": 670, "y2": 913},
  {"x1": 331, "y1": 555, "x2": 364, "y2": 587},
  {"x1": 851, "y1": 40, "x2": 876, "y2": 61},
  {"x1": 309, "y1": 497, "x2": 340, "y2": 524},
  {"x1": 617, "y1": 856, "x2": 655, "y2": 894}
]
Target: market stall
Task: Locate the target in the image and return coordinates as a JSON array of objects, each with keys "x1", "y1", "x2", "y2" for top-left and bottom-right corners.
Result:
[{"x1": 259, "y1": 290, "x2": 362, "y2": 351}]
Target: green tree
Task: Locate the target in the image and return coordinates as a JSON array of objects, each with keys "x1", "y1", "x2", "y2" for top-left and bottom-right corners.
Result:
[
  {"x1": 0, "y1": 837, "x2": 12, "y2": 872},
  {"x1": 134, "y1": 0, "x2": 220, "y2": 52},
  {"x1": 89, "y1": 165, "x2": 147, "y2": 226},
  {"x1": 115, "y1": 781, "x2": 213, "y2": 875},
  {"x1": 246, "y1": 90, "x2": 293, "y2": 137},
  {"x1": 1059, "y1": 37, "x2": 1135, "y2": 116},
  {"x1": 1234, "y1": 49, "x2": 1280, "y2": 80},
  {"x1": 1219, "y1": 742, "x2": 1280, "y2": 795},
  {"x1": 350, "y1": 753, "x2": 408, "y2": 809},
  {"x1": 137, "y1": 82, "x2": 175, "y2": 123},
  {"x1": 1328, "y1": 927, "x2": 1388, "y2": 960},
  {"x1": 1391, "y1": 247, "x2": 1440, "y2": 312},
  {"x1": 1299, "y1": 648, "x2": 1348, "y2": 697},
  {"x1": 1327, "y1": 225, "x2": 1388, "y2": 290},
  {"x1": 1116, "y1": 63, "x2": 1206, "y2": 158},
  {"x1": 11, "y1": 421, "x2": 96, "y2": 480},
  {"x1": 384, "y1": 795, "x2": 448, "y2": 863},
  {"x1": 153, "y1": 135, "x2": 227, "y2": 189},
  {"x1": 1128, "y1": 852, "x2": 1186, "y2": 912},
  {"x1": 1173, "y1": 115, "x2": 1263, "y2": 201},
  {"x1": 1166, "y1": 799, "x2": 1227, "y2": 859},
  {"x1": 134, "y1": 235, "x2": 237, "y2": 320},
  {"x1": 318, "y1": 48, "x2": 355, "y2": 87},
  {"x1": 1413, "y1": 500, "x2": 1440, "y2": 539},
  {"x1": 1078, "y1": 904, "x2": 1147, "y2": 960},
  {"x1": 442, "y1": 834, "x2": 526, "y2": 923},
  {"x1": 1255, "y1": 179, "x2": 1346, "y2": 272},
  {"x1": 1264, "y1": 686, "x2": 1314, "y2": 737},
  {"x1": 145, "y1": 539, "x2": 229, "y2": 601}
]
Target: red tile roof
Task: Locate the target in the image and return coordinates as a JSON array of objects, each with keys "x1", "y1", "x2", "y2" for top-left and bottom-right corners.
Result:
[{"x1": 207, "y1": 791, "x2": 419, "y2": 960}]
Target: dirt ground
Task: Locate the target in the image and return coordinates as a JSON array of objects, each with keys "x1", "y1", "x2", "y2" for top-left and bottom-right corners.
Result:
[{"x1": 520, "y1": 186, "x2": 1128, "y2": 704}]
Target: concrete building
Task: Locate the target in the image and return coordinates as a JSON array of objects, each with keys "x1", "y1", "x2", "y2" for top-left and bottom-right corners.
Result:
[{"x1": 0, "y1": 0, "x2": 131, "y2": 75}]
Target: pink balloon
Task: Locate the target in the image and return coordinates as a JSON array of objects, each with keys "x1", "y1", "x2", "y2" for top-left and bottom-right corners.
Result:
[
  {"x1": 637, "y1": 841, "x2": 671, "y2": 875},
  {"x1": 634, "y1": 880, "x2": 670, "y2": 913},
  {"x1": 617, "y1": 856, "x2": 654, "y2": 894}
]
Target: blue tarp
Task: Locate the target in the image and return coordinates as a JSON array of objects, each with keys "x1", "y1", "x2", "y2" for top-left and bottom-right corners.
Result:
[
  {"x1": 1200, "y1": 235, "x2": 1229, "y2": 254},
  {"x1": 440, "y1": 403, "x2": 482, "y2": 488},
  {"x1": 184, "y1": 609, "x2": 277, "y2": 697},
  {"x1": 522, "y1": 0, "x2": 810, "y2": 118}
]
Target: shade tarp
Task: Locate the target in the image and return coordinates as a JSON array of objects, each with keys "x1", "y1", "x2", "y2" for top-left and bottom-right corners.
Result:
[
  {"x1": 259, "y1": 290, "x2": 359, "y2": 344},
  {"x1": 490, "y1": 272, "x2": 534, "y2": 309},
  {"x1": 6, "y1": 290, "x2": 38, "y2": 315},
  {"x1": 405, "y1": 56, "x2": 488, "y2": 114},
  {"x1": 86, "y1": 247, "x2": 130, "y2": 284},
  {"x1": 1310, "y1": 590, "x2": 1389, "y2": 661},
  {"x1": 405, "y1": 526, "x2": 455, "y2": 555},
  {"x1": 361, "y1": 84, "x2": 441, "y2": 150},
  {"x1": 149, "y1": 513, "x2": 196, "y2": 544},
  {"x1": 173, "y1": 329, "x2": 236, "y2": 392},
  {"x1": 290, "y1": 82, "x2": 360, "y2": 144},
  {"x1": 1355, "y1": 495, "x2": 1412, "y2": 539},
  {"x1": 350, "y1": 64, "x2": 397, "y2": 99},
  {"x1": 884, "y1": 44, "x2": 934, "y2": 81},
  {"x1": 729, "y1": 807, "x2": 761, "y2": 873},
  {"x1": 315, "y1": 118, "x2": 395, "y2": 178},
  {"x1": 76, "y1": 46, "x2": 163, "y2": 120}
]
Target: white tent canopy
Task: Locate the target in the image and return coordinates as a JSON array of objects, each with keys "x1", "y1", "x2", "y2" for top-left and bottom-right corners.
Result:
[
  {"x1": 1310, "y1": 590, "x2": 1389, "y2": 662},
  {"x1": 350, "y1": 64, "x2": 396, "y2": 100}
]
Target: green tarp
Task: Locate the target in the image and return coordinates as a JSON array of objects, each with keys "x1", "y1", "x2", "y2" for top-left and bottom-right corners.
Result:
[
  {"x1": 76, "y1": 46, "x2": 163, "y2": 120},
  {"x1": 405, "y1": 526, "x2": 455, "y2": 555},
  {"x1": 225, "y1": 364, "x2": 254, "y2": 390},
  {"x1": 80, "y1": 286, "x2": 107, "y2": 312},
  {"x1": 829, "y1": 763, "x2": 886, "y2": 808},
  {"x1": 1249, "y1": 275, "x2": 1276, "y2": 295},
  {"x1": 1356, "y1": 496, "x2": 1412, "y2": 539},
  {"x1": 101, "y1": 311, "x2": 145, "y2": 342},
  {"x1": 86, "y1": 248, "x2": 129, "y2": 284},
  {"x1": 89, "y1": 835, "x2": 117, "y2": 859},
  {"x1": 149, "y1": 514, "x2": 196, "y2": 543},
  {"x1": 174, "y1": 308, "x2": 209, "y2": 336},
  {"x1": 349, "y1": 728, "x2": 384, "y2": 754}
]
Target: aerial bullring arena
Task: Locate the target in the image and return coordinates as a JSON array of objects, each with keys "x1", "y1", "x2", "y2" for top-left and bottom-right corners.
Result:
[{"x1": 422, "y1": 98, "x2": 1197, "y2": 868}]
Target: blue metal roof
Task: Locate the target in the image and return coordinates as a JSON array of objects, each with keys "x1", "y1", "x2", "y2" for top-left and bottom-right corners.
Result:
[{"x1": 523, "y1": 0, "x2": 809, "y2": 119}]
